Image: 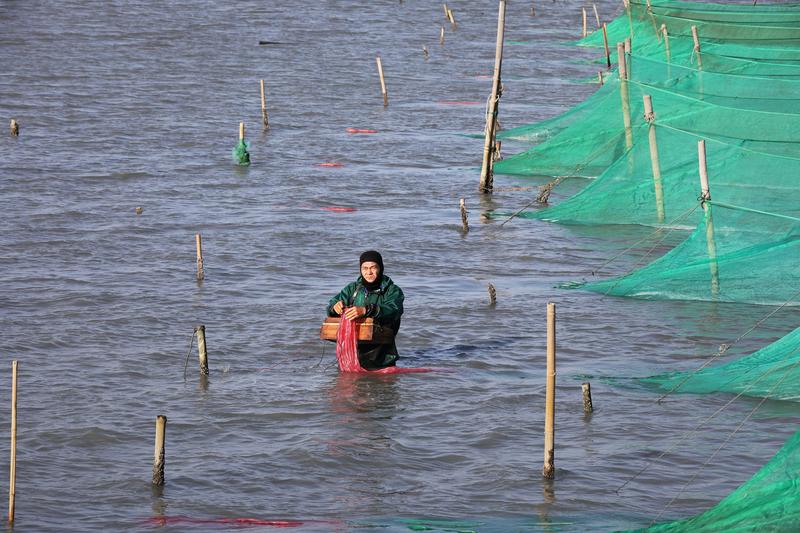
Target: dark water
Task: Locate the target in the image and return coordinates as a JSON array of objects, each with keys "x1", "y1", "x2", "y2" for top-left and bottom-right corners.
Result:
[{"x1": 2, "y1": 1, "x2": 800, "y2": 531}]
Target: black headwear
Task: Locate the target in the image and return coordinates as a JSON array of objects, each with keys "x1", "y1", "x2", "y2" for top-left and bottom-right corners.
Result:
[{"x1": 359, "y1": 250, "x2": 384, "y2": 290}]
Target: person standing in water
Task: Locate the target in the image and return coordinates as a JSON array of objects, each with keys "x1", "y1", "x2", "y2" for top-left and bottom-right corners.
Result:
[{"x1": 327, "y1": 250, "x2": 404, "y2": 370}]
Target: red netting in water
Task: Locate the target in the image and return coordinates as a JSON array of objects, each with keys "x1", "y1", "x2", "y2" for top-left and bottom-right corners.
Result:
[{"x1": 336, "y1": 315, "x2": 436, "y2": 374}]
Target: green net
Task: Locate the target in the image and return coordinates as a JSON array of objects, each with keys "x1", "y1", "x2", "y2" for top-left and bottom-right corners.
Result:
[
  {"x1": 640, "y1": 326, "x2": 800, "y2": 401},
  {"x1": 580, "y1": 202, "x2": 800, "y2": 306},
  {"x1": 232, "y1": 139, "x2": 250, "y2": 166},
  {"x1": 624, "y1": 424, "x2": 800, "y2": 532}
]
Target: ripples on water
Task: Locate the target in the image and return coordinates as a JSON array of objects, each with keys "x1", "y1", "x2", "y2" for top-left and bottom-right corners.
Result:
[{"x1": 2, "y1": 1, "x2": 800, "y2": 531}]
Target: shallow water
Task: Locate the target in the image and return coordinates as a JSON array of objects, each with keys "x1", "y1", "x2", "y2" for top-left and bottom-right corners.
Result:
[{"x1": 2, "y1": 1, "x2": 800, "y2": 532}]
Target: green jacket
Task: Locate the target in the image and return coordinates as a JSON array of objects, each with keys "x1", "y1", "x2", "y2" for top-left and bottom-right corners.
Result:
[{"x1": 327, "y1": 275, "x2": 404, "y2": 369}]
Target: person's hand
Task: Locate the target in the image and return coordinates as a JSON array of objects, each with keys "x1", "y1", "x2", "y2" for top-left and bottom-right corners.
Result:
[
  {"x1": 332, "y1": 301, "x2": 345, "y2": 315},
  {"x1": 344, "y1": 306, "x2": 367, "y2": 320}
]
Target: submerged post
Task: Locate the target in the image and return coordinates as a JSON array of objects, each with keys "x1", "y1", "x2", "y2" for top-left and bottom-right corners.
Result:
[
  {"x1": 698, "y1": 140, "x2": 719, "y2": 297},
  {"x1": 691, "y1": 25, "x2": 702, "y2": 69},
  {"x1": 8, "y1": 361, "x2": 18, "y2": 524},
  {"x1": 543, "y1": 302, "x2": 556, "y2": 479},
  {"x1": 479, "y1": 0, "x2": 507, "y2": 194},
  {"x1": 582, "y1": 382, "x2": 594, "y2": 414},
  {"x1": 195, "y1": 325, "x2": 209, "y2": 375},
  {"x1": 460, "y1": 198, "x2": 469, "y2": 233},
  {"x1": 376, "y1": 56, "x2": 388, "y2": 106},
  {"x1": 9, "y1": 119, "x2": 19, "y2": 137},
  {"x1": 152, "y1": 415, "x2": 167, "y2": 486},
  {"x1": 643, "y1": 95, "x2": 665, "y2": 223},
  {"x1": 488, "y1": 283, "x2": 497, "y2": 306},
  {"x1": 195, "y1": 233, "x2": 205, "y2": 281},
  {"x1": 602, "y1": 24, "x2": 611, "y2": 69},
  {"x1": 259, "y1": 80, "x2": 269, "y2": 129}
]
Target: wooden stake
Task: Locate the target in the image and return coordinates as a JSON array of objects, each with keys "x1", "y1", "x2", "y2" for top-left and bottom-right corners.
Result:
[
  {"x1": 422, "y1": 45, "x2": 429, "y2": 59},
  {"x1": 376, "y1": 56, "x2": 388, "y2": 106},
  {"x1": 152, "y1": 415, "x2": 167, "y2": 486},
  {"x1": 239, "y1": 121, "x2": 245, "y2": 141},
  {"x1": 460, "y1": 198, "x2": 469, "y2": 233},
  {"x1": 9, "y1": 119, "x2": 19, "y2": 137},
  {"x1": 543, "y1": 302, "x2": 556, "y2": 479},
  {"x1": 479, "y1": 0, "x2": 507, "y2": 194},
  {"x1": 259, "y1": 80, "x2": 269, "y2": 129},
  {"x1": 443, "y1": 3, "x2": 449, "y2": 19},
  {"x1": 592, "y1": 3, "x2": 601, "y2": 28},
  {"x1": 601, "y1": 23, "x2": 611, "y2": 69},
  {"x1": 440, "y1": 26, "x2": 445, "y2": 45},
  {"x1": 488, "y1": 283, "x2": 497, "y2": 306},
  {"x1": 447, "y1": 8, "x2": 456, "y2": 25},
  {"x1": 643, "y1": 96, "x2": 665, "y2": 223},
  {"x1": 195, "y1": 325, "x2": 209, "y2": 375},
  {"x1": 8, "y1": 361, "x2": 18, "y2": 523},
  {"x1": 661, "y1": 24, "x2": 670, "y2": 63},
  {"x1": 598, "y1": 70, "x2": 604, "y2": 86},
  {"x1": 582, "y1": 382, "x2": 594, "y2": 414},
  {"x1": 691, "y1": 25, "x2": 702, "y2": 69},
  {"x1": 582, "y1": 8, "x2": 587, "y2": 38},
  {"x1": 493, "y1": 140, "x2": 502, "y2": 161},
  {"x1": 698, "y1": 140, "x2": 719, "y2": 296},
  {"x1": 195, "y1": 233, "x2": 205, "y2": 281}
]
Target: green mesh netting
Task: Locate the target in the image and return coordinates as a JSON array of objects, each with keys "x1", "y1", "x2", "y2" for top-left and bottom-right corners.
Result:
[
  {"x1": 640, "y1": 327, "x2": 800, "y2": 401},
  {"x1": 232, "y1": 139, "x2": 250, "y2": 166},
  {"x1": 581, "y1": 202, "x2": 800, "y2": 306},
  {"x1": 624, "y1": 424, "x2": 800, "y2": 532}
]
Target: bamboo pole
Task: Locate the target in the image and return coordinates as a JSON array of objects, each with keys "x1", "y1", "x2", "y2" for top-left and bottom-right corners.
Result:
[
  {"x1": 643, "y1": 95, "x2": 665, "y2": 223},
  {"x1": 195, "y1": 233, "x2": 204, "y2": 281},
  {"x1": 698, "y1": 140, "x2": 719, "y2": 297},
  {"x1": 543, "y1": 302, "x2": 556, "y2": 479},
  {"x1": 460, "y1": 198, "x2": 469, "y2": 233},
  {"x1": 195, "y1": 325, "x2": 209, "y2": 375},
  {"x1": 440, "y1": 25, "x2": 445, "y2": 45},
  {"x1": 602, "y1": 24, "x2": 611, "y2": 69},
  {"x1": 582, "y1": 8, "x2": 587, "y2": 38},
  {"x1": 478, "y1": 0, "x2": 507, "y2": 194},
  {"x1": 617, "y1": 42, "x2": 627, "y2": 80},
  {"x1": 447, "y1": 8, "x2": 456, "y2": 25},
  {"x1": 239, "y1": 121, "x2": 245, "y2": 141},
  {"x1": 691, "y1": 25, "x2": 702, "y2": 69},
  {"x1": 443, "y1": 3, "x2": 449, "y2": 18},
  {"x1": 259, "y1": 80, "x2": 269, "y2": 129},
  {"x1": 376, "y1": 56, "x2": 388, "y2": 106},
  {"x1": 619, "y1": 49, "x2": 633, "y2": 151},
  {"x1": 592, "y1": 3, "x2": 600, "y2": 28},
  {"x1": 582, "y1": 382, "x2": 594, "y2": 414},
  {"x1": 8, "y1": 361, "x2": 18, "y2": 523},
  {"x1": 152, "y1": 415, "x2": 167, "y2": 486},
  {"x1": 661, "y1": 24, "x2": 671, "y2": 63}
]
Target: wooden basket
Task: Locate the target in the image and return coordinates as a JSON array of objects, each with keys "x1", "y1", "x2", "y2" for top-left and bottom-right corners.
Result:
[{"x1": 320, "y1": 317, "x2": 394, "y2": 344}]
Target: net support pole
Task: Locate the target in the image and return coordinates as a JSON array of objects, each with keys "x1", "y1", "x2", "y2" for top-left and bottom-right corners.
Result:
[
  {"x1": 376, "y1": 56, "x2": 388, "y2": 107},
  {"x1": 624, "y1": 0, "x2": 634, "y2": 41},
  {"x1": 602, "y1": 24, "x2": 611, "y2": 69},
  {"x1": 478, "y1": 0, "x2": 506, "y2": 194},
  {"x1": 8, "y1": 361, "x2": 18, "y2": 524},
  {"x1": 592, "y1": 3, "x2": 600, "y2": 28},
  {"x1": 259, "y1": 80, "x2": 269, "y2": 129},
  {"x1": 195, "y1": 325, "x2": 209, "y2": 376},
  {"x1": 543, "y1": 302, "x2": 556, "y2": 479},
  {"x1": 618, "y1": 44, "x2": 633, "y2": 152},
  {"x1": 661, "y1": 24, "x2": 671, "y2": 63},
  {"x1": 691, "y1": 25, "x2": 702, "y2": 69},
  {"x1": 195, "y1": 233, "x2": 205, "y2": 281},
  {"x1": 643, "y1": 95, "x2": 665, "y2": 223},
  {"x1": 582, "y1": 8, "x2": 587, "y2": 38},
  {"x1": 698, "y1": 140, "x2": 719, "y2": 297},
  {"x1": 152, "y1": 415, "x2": 167, "y2": 486}
]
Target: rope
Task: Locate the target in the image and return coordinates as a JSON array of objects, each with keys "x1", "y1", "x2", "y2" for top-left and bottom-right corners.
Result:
[
  {"x1": 708, "y1": 200, "x2": 800, "y2": 224},
  {"x1": 591, "y1": 202, "x2": 700, "y2": 278},
  {"x1": 618, "y1": 340, "x2": 800, "y2": 495},
  {"x1": 650, "y1": 343, "x2": 800, "y2": 525},
  {"x1": 656, "y1": 284, "x2": 800, "y2": 403},
  {"x1": 182, "y1": 330, "x2": 196, "y2": 380}
]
